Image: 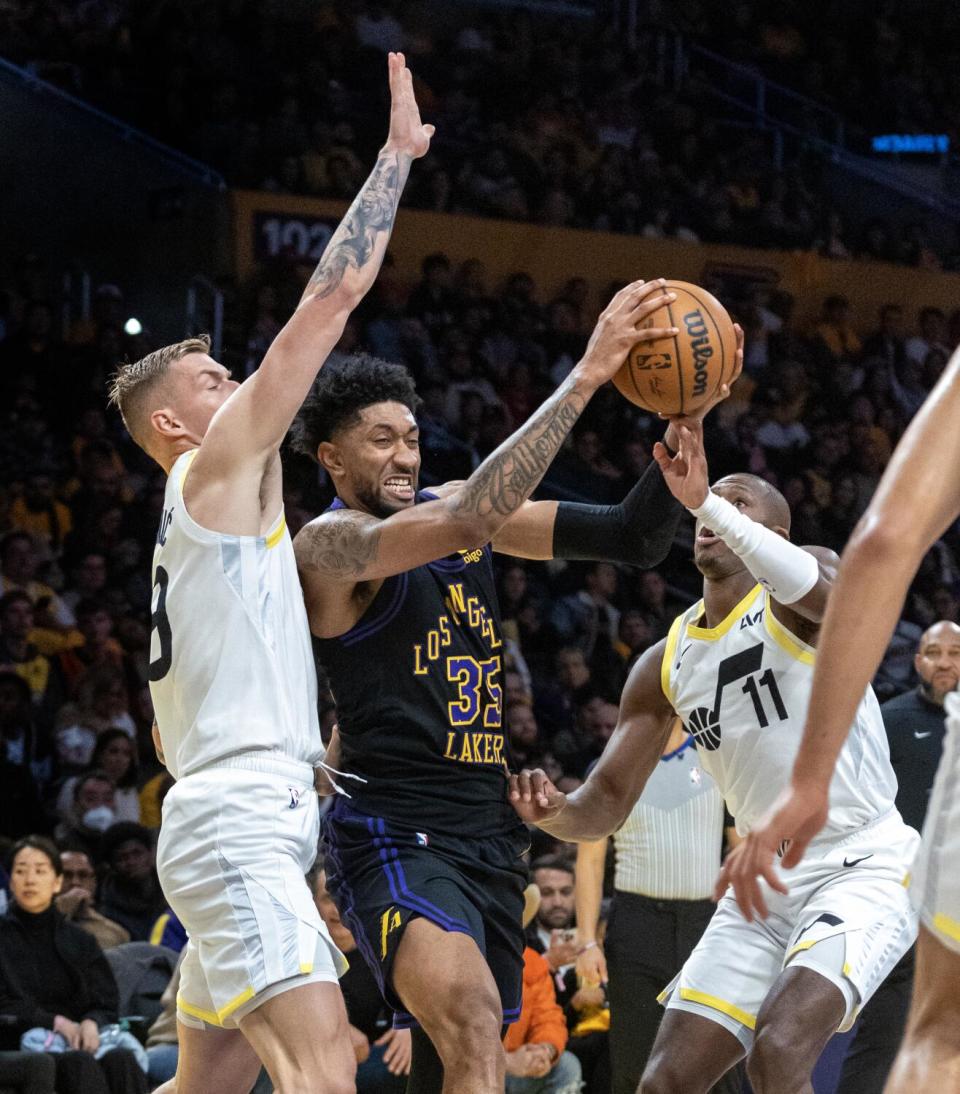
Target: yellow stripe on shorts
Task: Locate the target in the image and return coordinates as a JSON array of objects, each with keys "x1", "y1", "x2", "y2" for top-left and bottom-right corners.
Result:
[
  {"x1": 679, "y1": 988, "x2": 757, "y2": 1031},
  {"x1": 933, "y1": 913, "x2": 960, "y2": 943}
]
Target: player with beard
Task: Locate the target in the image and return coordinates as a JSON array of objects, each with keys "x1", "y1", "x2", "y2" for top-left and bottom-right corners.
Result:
[
  {"x1": 290, "y1": 292, "x2": 742, "y2": 1093},
  {"x1": 510, "y1": 421, "x2": 918, "y2": 1094}
]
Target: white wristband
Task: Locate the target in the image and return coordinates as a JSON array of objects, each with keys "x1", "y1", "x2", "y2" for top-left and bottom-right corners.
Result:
[{"x1": 689, "y1": 491, "x2": 820, "y2": 605}]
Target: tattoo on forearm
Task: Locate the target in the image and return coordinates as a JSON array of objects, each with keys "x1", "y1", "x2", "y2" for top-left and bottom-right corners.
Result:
[
  {"x1": 301, "y1": 150, "x2": 409, "y2": 302},
  {"x1": 454, "y1": 384, "x2": 587, "y2": 519},
  {"x1": 297, "y1": 515, "x2": 383, "y2": 577}
]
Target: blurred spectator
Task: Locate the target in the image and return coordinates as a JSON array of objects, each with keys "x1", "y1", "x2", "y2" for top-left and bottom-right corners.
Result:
[
  {"x1": 0, "y1": 532, "x2": 75, "y2": 631},
  {"x1": 56, "y1": 730, "x2": 140, "y2": 826},
  {"x1": 57, "y1": 601, "x2": 134, "y2": 699},
  {"x1": 905, "y1": 306, "x2": 950, "y2": 369},
  {"x1": 526, "y1": 858, "x2": 609, "y2": 1092},
  {"x1": 57, "y1": 667, "x2": 136, "y2": 740},
  {"x1": 505, "y1": 885, "x2": 581, "y2": 1094},
  {"x1": 55, "y1": 849, "x2": 130, "y2": 951},
  {"x1": 61, "y1": 553, "x2": 109, "y2": 615},
  {"x1": 550, "y1": 563, "x2": 620, "y2": 666},
  {"x1": 0, "y1": 592, "x2": 65, "y2": 722},
  {"x1": 0, "y1": 670, "x2": 53, "y2": 790},
  {"x1": 507, "y1": 699, "x2": 543, "y2": 771},
  {"x1": 96, "y1": 824, "x2": 165, "y2": 942},
  {"x1": 54, "y1": 771, "x2": 117, "y2": 864},
  {"x1": 10, "y1": 472, "x2": 73, "y2": 556}
]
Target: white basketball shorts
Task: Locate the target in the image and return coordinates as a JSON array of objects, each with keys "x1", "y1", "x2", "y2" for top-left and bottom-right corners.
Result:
[
  {"x1": 659, "y1": 810, "x2": 919, "y2": 1048},
  {"x1": 156, "y1": 753, "x2": 347, "y2": 1029},
  {"x1": 910, "y1": 714, "x2": 960, "y2": 954}
]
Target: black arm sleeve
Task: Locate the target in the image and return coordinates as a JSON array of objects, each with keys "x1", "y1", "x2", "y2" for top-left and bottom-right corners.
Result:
[{"x1": 551, "y1": 458, "x2": 683, "y2": 567}]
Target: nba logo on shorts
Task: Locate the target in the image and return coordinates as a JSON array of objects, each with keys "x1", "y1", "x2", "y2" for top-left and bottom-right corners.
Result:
[
  {"x1": 288, "y1": 787, "x2": 301, "y2": 810},
  {"x1": 689, "y1": 767, "x2": 702, "y2": 786},
  {"x1": 416, "y1": 832, "x2": 429, "y2": 846}
]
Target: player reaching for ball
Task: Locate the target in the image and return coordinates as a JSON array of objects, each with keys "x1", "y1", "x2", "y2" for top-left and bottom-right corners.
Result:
[
  {"x1": 107, "y1": 54, "x2": 432, "y2": 1094},
  {"x1": 291, "y1": 283, "x2": 740, "y2": 1094},
  {"x1": 510, "y1": 420, "x2": 919, "y2": 1094},
  {"x1": 720, "y1": 346, "x2": 960, "y2": 1093}
]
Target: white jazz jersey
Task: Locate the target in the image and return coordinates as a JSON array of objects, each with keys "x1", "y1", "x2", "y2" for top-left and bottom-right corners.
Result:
[
  {"x1": 909, "y1": 690, "x2": 960, "y2": 952},
  {"x1": 661, "y1": 584, "x2": 898, "y2": 841},
  {"x1": 149, "y1": 450, "x2": 323, "y2": 779}
]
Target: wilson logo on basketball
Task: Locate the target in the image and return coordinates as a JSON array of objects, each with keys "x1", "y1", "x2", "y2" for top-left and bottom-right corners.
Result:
[{"x1": 682, "y1": 309, "x2": 713, "y2": 397}]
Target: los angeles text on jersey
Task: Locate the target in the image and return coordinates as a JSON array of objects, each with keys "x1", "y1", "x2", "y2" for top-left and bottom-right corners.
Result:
[{"x1": 412, "y1": 579, "x2": 506, "y2": 766}]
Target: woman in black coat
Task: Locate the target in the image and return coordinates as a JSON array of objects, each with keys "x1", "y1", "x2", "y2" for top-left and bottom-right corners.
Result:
[{"x1": 0, "y1": 835, "x2": 147, "y2": 1094}]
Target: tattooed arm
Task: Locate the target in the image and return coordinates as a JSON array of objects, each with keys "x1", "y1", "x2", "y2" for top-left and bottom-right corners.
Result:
[
  {"x1": 296, "y1": 281, "x2": 678, "y2": 632},
  {"x1": 196, "y1": 53, "x2": 431, "y2": 475}
]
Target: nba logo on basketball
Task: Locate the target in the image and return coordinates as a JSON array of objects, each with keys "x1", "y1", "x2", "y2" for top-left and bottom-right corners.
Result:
[{"x1": 632, "y1": 352, "x2": 672, "y2": 371}]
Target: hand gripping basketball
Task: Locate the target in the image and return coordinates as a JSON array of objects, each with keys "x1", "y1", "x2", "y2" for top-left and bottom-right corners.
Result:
[
  {"x1": 613, "y1": 281, "x2": 739, "y2": 416},
  {"x1": 576, "y1": 280, "x2": 679, "y2": 391}
]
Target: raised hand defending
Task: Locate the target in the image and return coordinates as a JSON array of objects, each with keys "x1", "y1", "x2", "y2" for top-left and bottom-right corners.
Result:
[
  {"x1": 652, "y1": 421, "x2": 710, "y2": 509},
  {"x1": 384, "y1": 52, "x2": 434, "y2": 161}
]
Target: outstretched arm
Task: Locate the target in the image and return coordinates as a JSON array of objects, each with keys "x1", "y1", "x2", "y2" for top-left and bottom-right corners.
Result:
[
  {"x1": 491, "y1": 327, "x2": 745, "y2": 563},
  {"x1": 199, "y1": 53, "x2": 432, "y2": 470},
  {"x1": 509, "y1": 639, "x2": 675, "y2": 842},
  {"x1": 654, "y1": 420, "x2": 832, "y2": 623},
  {"x1": 295, "y1": 281, "x2": 677, "y2": 593},
  {"x1": 718, "y1": 345, "x2": 960, "y2": 920}
]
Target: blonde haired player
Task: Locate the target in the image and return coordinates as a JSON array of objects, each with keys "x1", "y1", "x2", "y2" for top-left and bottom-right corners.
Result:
[
  {"x1": 510, "y1": 421, "x2": 918, "y2": 1094},
  {"x1": 723, "y1": 349, "x2": 960, "y2": 1092},
  {"x1": 107, "y1": 55, "x2": 433, "y2": 1094}
]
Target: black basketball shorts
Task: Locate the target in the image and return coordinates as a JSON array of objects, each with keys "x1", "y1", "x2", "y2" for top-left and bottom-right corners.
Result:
[{"x1": 322, "y1": 796, "x2": 529, "y2": 1029}]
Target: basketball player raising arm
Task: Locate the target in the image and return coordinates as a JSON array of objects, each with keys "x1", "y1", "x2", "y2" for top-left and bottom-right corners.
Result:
[
  {"x1": 719, "y1": 347, "x2": 960, "y2": 1093},
  {"x1": 294, "y1": 279, "x2": 685, "y2": 636},
  {"x1": 108, "y1": 54, "x2": 434, "y2": 1094},
  {"x1": 291, "y1": 288, "x2": 737, "y2": 1094},
  {"x1": 510, "y1": 421, "x2": 918, "y2": 1094}
]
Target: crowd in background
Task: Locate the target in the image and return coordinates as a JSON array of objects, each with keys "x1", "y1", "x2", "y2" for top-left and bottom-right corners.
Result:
[
  {"x1": 3, "y1": 3, "x2": 960, "y2": 1088},
  {"x1": 2, "y1": 245, "x2": 960, "y2": 855},
  {"x1": 2, "y1": 0, "x2": 959, "y2": 266}
]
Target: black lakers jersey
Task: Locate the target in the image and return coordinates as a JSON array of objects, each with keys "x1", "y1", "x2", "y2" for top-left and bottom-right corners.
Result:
[{"x1": 315, "y1": 491, "x2": 524, "y2": 840}]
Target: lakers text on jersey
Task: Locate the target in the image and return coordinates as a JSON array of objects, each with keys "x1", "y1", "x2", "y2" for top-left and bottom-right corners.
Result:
[{"x1": 315, "y1": 491, "x2": 523, "y2": 841}]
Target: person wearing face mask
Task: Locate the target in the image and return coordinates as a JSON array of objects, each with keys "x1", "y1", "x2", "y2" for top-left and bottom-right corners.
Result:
[
  {"x1": 53, "y1": 771, "x2": 117, "y2": 864},
  {"x1": 96, "y1": 823, "x2": 166, "y2": 942},
  {"x1": 0, "y1": 836, "x2": 148, "y2": 1094}
]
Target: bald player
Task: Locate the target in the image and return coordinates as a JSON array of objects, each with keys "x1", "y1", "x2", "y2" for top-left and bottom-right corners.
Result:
[
  {"x1": 510, "y1": 421, "x2": 918, "y2": 1094},
  {"x1": 720, "y1": 346, "x2": 960, "y2": 1093}
]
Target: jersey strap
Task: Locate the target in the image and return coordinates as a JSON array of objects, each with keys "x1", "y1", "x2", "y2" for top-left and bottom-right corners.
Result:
[{"x1": 661, "y1": 613, "x2": 684, "y2": 703}]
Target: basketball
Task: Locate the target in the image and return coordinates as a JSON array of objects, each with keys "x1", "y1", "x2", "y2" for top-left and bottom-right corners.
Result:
[{"x1": 612, "y1": 280, "x2": 738, "y2": 416}]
